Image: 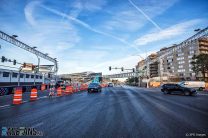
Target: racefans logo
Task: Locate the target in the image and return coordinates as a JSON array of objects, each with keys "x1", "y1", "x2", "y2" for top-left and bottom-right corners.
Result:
[{"x1": 1, "y1": 127, "x2": 43, "y2": 136}]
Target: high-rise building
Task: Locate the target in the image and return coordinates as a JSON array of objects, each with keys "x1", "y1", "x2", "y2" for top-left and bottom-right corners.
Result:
[
  {"x1": 136, "y1": 27, "x2": 208, "y2": 81},
  {"x1": 157, "y1": 38, "x2": 208, "y2": 81}
]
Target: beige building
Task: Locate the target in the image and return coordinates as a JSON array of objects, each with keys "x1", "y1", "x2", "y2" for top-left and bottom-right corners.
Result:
[
  {"x1": 157, "y1": 38, "x2": 208, "y2": 81},
  {"x1": 136, "y1": 36, "x2": 208, "y2": 81}
]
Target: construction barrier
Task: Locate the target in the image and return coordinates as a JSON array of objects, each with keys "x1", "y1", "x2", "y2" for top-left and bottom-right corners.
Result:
[
  {"x1": 41, "y1": 84, "x2": 46, "y2": 91},
  {"x1": 13, "y1": 87, "x2": 22, "y2": 105},
  {"x1": 30, "y1": 88, "x2": 38, "y2": 101},
  {"x1": 149, "y1": 82, "x2": 161, "y2": 88},
  {"x1": 73, "y1": 86, "x2": 78, "y2": 93},
  {"x1": 57, "y1": 87, "x2": 62, "y2": 96},
  {"x1": 84, "y1": 84, "x2": 88, "y2": 90},
  {"x1": 80, "y1": 84, "x2": 86, "y2": 91},
  {"x1": 65, "y1": 86, "x2": 73, "y2": 95}
]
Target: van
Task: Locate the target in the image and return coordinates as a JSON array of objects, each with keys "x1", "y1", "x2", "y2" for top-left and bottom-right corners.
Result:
[{"x1": 178, "y1": 81, "x2": 205, "y2": 91}]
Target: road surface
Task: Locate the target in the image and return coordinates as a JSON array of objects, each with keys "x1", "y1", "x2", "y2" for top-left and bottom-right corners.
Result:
[{"x1": 0, "y1": 86, "x2": 208, "y2": 138}]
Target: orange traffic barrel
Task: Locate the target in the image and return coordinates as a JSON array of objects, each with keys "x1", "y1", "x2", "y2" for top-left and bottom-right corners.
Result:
[
  {"x1": 13, "y1": 87, "x2": 22, "y2": 105},
  {"x1": 65, "y1": 86, "x2": 73, "y2": 95},
  {"x1": 69, "y1": 86, "x2": 73, "y2": 94},
  {"x1": 85, "y1": 84, "x2": 88, "y2": 90},
  {"x1": 57, "y1": 87, "x2": 62, "y2": 96},
  {"x1": 64, "y1": 86, "x2": 69, "y2": 95},
  {"x1": 73, "y1": 86, "x2": 76, "y2": 92},
  {"x1": 30, "y1": 88, "x2": 38, "y2": 101},
  {"x1": 80, "y1": 84, "x2": 84, "y2": 91}
]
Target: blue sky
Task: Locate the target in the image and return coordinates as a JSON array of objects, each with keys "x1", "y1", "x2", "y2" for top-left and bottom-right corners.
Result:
[{"x1": 0, "y1": 0, "x2": 208, "y2": 74}]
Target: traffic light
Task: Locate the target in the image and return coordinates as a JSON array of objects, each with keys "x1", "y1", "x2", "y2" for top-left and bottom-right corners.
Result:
[
  {"x1": 133, "y1": 68, "x2": 135, "y2": 72},
  {"x1": 13, "y1": 60, "x2": 16, "y2": 65},
  {"x1": 1, "y1": 56, "x2": 6, "y2": 62},
  {"x1": 121, "y1": 67, "x2": 124, "y2": 71},
  {"x1": 109, "y1": 66, "x2": 111, "y2": 71}
]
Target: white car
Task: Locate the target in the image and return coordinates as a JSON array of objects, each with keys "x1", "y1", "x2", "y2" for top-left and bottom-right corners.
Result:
[{"x1": 178, "y1": 81, "x2": 205, "y2": 91}]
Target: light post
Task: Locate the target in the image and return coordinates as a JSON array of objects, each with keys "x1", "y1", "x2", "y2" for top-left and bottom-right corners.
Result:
[
  {"x1": 32, "y1": 46, "x2": 41, "y2": 86},
  {"x1": 11, "y1": 34, "x2": 22, "y2": 86}
]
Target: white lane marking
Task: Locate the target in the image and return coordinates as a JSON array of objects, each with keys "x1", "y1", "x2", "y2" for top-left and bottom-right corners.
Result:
[
  {"x1": 40, "y1": 96, "x2": 47, "y2": 98},
  {"x1": 31, "y1": 122, "x2": 44, "y2": 128},
  {"x1": 0, "y1": 104, "x2": 10, "y2": 108}
]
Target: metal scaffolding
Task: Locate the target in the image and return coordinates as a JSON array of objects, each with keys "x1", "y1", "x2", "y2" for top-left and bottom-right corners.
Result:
[{"x1": 0, "y1": 30, "x2": 58, "y2": 73}]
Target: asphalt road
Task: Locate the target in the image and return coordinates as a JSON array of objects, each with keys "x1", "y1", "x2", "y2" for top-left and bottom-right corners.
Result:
[{"x1": 0, "y1": 86, "x2": 208, "y2": 138}]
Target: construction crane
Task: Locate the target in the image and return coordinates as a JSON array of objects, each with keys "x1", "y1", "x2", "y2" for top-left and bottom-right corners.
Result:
[{"x1": 0, "y1": 30, "x2": 58, "y2": 73}]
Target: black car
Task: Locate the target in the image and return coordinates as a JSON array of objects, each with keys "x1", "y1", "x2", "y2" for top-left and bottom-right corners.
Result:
[
  {"x1": 88, "y1": 83, "x2": 102, "y2": 93},
  {"x1": 161, "y1": 83, "x2": 197, "y2": 96}
]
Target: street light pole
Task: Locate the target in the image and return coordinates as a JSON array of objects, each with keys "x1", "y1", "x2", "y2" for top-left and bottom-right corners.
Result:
[{"x1": 32, "y1": 47, "x2": 41, "y2": 86}]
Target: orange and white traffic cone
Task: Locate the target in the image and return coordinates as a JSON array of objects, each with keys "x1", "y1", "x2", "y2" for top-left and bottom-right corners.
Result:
[
  {"x1": 57, "y1": 87, "x2": 62, "y2": 96},
  {"x1": 13, "y1": 87, "x2": 22, "y2": 105},
  {"x1": 69, "y1": 86, "x2": 73, "y2": 94},
  {"x1": 30, "y1": 88, "x2": 38, "y2": 101},
  {"x1": 64, "y1": 86, "x2": 69, "y2": 95}
]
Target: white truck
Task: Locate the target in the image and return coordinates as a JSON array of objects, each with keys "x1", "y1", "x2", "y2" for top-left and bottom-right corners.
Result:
[{"x1": 178, "y1": 81, "x2": 205, "y2": 91}]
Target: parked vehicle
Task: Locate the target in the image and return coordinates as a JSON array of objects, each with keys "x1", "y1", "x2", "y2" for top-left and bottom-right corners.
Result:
[
  {"x1": 161, "y1": 83, "x2": 197, "y2": 96},
  {"x1": 88, "y1": 83, "x2": 102, "y2": 93},
  {"x1": 178, "y1": 81, "x2": 205, "y2": 91}
]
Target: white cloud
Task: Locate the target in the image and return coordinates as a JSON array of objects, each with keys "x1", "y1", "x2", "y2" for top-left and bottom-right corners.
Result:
[
  {"x1": 77, "y1": 0, "x2": 107, "y2": 11},
  {"x1": 128, "y1": 0, "x2": 162, "y2": 31},
  {"x1": 40, "y1": 5, "x2": 142, "y2": 53},
  {"x1": 24, "y1": 1, "x2": 81, "y2": 55},
  {"x1": 103, "y1": 0, "x2": 178, "y2": 32},
  {"x1": 104, "y1": 10, "x2": 146, "y2": 32},
  {"x1": 24, "y1": 1, "x2": 41, "y2": 26},
  {"x1": 134, "y1": 19, "x2": 203, "y2": 46},
  {"x1": 69, "y1": 0, "x2": 107, "y2": 18}
]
